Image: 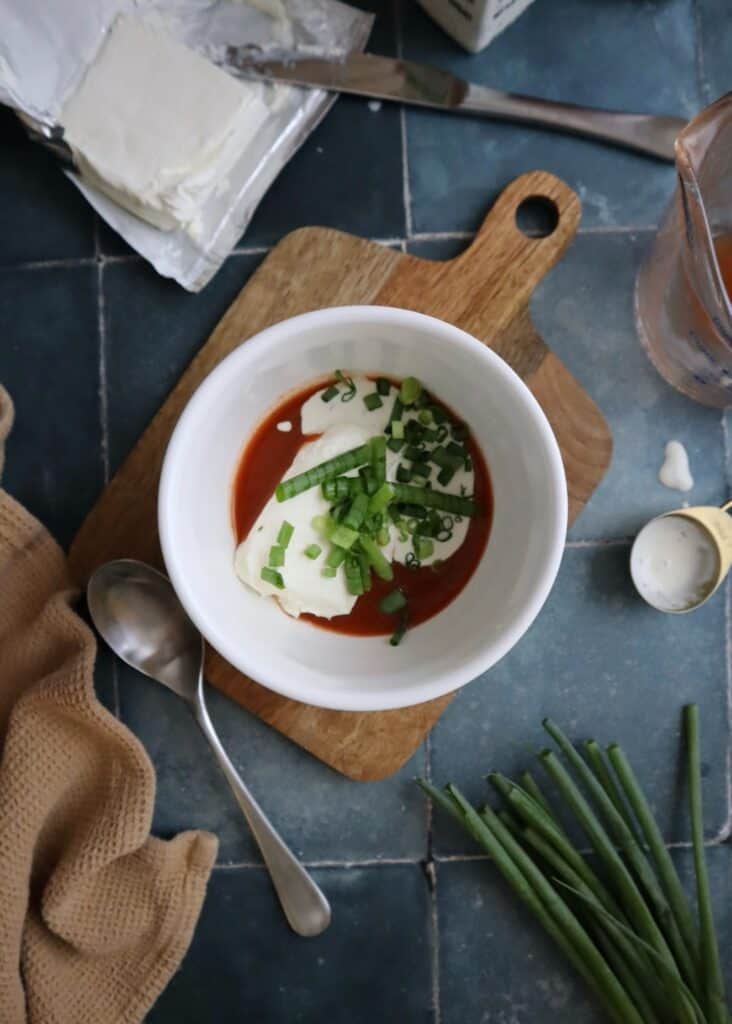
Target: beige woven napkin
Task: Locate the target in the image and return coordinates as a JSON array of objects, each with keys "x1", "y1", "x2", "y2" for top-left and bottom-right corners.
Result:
[{"x1": 0, "y1": 385, "x2": 218, "y2": 1024}]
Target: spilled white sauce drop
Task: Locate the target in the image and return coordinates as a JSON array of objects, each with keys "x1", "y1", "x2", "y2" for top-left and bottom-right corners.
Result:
[
  {"x1": 276, "y1": 420, "x2": 292, "y2": 432},
  {"x1": 368, "y1": 100, "x2": 382, "y2": 112},
  {"x1": 659, "y1": 440, "x2": 693, "y2": 492}
]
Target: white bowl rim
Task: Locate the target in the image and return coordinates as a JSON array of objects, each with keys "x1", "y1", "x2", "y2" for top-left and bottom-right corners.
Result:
[{"x1": 158, "y1": 305, "x2": 567, "y2": 711}]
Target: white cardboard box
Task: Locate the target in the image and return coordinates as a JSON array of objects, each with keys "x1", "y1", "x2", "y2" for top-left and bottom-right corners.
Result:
[{"x1": 418, "y1": 0, "x2": 536, "y2": 53}]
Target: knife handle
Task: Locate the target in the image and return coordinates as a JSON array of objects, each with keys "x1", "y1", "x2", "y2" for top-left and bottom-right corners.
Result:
[{"x1": 460, "y1": 84, "x2": 685, "y2": 162}]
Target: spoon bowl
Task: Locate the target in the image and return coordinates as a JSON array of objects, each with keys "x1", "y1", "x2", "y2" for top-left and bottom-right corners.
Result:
[{"x1": 87, "y1": 558, "x2": 331, "y2": 937}]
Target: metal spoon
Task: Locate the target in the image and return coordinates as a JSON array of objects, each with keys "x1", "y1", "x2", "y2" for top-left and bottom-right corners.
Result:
[{"x1": 87, "y1": 558, "x2": 331, "y2": 938}]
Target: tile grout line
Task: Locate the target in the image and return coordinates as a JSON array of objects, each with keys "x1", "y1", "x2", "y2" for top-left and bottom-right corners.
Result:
[
  {"x1": 691, "y1": 0, "x2": 711, "y2": 106},
  {"x1": 394, "y1": 0, "x2": 413, "y2": 240},
  {"x1": 565, "y1": 538, "x2": 631, "y2": 549},
  {"x1": 94, "y1": 224, "x2": 120, "y2": 719},
  {"x1": 423, "y1": 731, "x2": 441, "y2": 1024},
  {"x1": 721, "y1": 411, "x2": 732, "y2": 841}
]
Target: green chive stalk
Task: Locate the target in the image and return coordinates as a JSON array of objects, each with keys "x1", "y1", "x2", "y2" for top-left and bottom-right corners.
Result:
[
  {"x1": 419, "y1": 709, "x2": 730, "y2": 1024},
  {"x1": 685, "y1": 705, "x2": 727, "y2": 1024}
]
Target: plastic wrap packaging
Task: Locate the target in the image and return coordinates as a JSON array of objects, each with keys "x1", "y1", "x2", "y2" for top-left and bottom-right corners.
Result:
[{"x1": 0, "y1": 0, "x2": 372, "y2": 290}]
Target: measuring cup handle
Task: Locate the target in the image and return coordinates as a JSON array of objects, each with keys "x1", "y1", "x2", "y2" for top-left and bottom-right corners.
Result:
[{"x1": 721, "y1": 501, "x2": 732, "y2": 514}]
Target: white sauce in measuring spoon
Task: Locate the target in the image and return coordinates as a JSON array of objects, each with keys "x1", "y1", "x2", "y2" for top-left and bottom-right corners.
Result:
[{"x1": 630, "y1": 515, "x2": 718, "y2": 612}]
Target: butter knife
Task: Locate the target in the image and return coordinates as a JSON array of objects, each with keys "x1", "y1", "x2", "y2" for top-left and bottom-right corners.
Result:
[{"x1": 227, "y1": 51, "x2": 685, "y2": 162}]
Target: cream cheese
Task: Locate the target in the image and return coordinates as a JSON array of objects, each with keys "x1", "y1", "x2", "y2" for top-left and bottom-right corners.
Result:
[
  {"x1": 61, "y1": 16, "x2": 271, "y2": 236},
  {"x1": 234, "y1": 423, "x2": 372, "y2": 619}
]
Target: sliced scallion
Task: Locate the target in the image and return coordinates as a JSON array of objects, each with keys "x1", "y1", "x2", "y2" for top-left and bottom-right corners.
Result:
[
  {"x1": 386, "y1": 395, "x2": 404, "y2": 433},
  {"x1": 387, "y1": 437, "x2": 404, "y2": 453},
  {"x1": 269, "y1": 545, "x2": 285, "y2": 567},
  {"x1": 400, "y1": 376, "x2": 422, "y2": 405},
  {"x1": 389, "y1": 610, "x2": 409, "y2": 646},
  {"x1": 391, "y1": 420, "x2": 405, "y2": 440},
  {"x1": 376, "y1": 377, "x2": 391, "y2": 396},
  {"x1": 368, "y1": 482, "x2": 394, "y2": 516},
  {"x1": 335, "y1": 369, "x2": 357, "y2": 402},
  {"x1": 437, "y1": 466, "x2": 455, "y2": 487},
  {"x1": 359, "y1": 535, "x2": 394, "y2": 581},
  {"x1": 343, "y1": 492, "x2": 370, "y2": 531},
  {"x1": 277, "y1": 521, "x2": 294, "y2": 548},
  {"x1": 432, "y1": 447, "x2": 464, "y2": 473},
  {"x1": 321, "y1": 566, "x2": 337, "y2": 578},
  {"x1": 405, "y1": 445, "x2": 429, "y2": 463},
  {"x1": 330, "y1": 523, "x2": 360, "y2": 550},
  {"x1": 411, "y1": 462, "x2": 431, "y2": 480},
  {"x1": 276, "y1": 442, "x2": 372, "y2": 501},
  {"x1": 379, "y1": 589, "x2": 407, "y2": 614},
  {"x1": 396, "y1": 465, "x2": 412, "y2": 484},
  {"x1": 260, "y1": 567, "x2": 284, "y2": 589},
  {"x1": 321, "y1": 385, "x2": 339, "y2": 403},
  {"x1": 415, "y1": 537, "x2": 434, "y2": 560},
  {"x1": 392, "y1": 483, "x2": 479, "y2": 518},
  {"x1": 418, "y1": 409, "x2": 432, "y2": 425},
  {"x1": 344, "y1": 555, "x2": 364, "y2": 595},
  {"x1": 304, "y1": 544, "x2": 322, "y2": 560},
  {"x1": 363, "y1": 392, "x2": 383, "y2": 411},
  {"x1": 377, "y1": 527, "x2": 390, "y2": 546},
  {"x1": 326, "y1": 545, "x2": 347, "y2": 568}
]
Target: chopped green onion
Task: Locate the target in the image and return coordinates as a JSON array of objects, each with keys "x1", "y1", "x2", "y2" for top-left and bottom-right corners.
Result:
[
  {"x1": 330, "y1": 524, "x2": 360, "y2": 549},
  {"x1": 359, "y1": 467, "x2": 379, "y2": 495},
  {"x1": 357, "y1": 549, "x2": 372, "y2": 592},
  {"x1": 370, "y1": 434, "x2": 387, "y2": 484},
  {"x1": 465, "y1": 455, "x2": 473, "y2": 472},
  {"x1": 380, "y1": 589, "x2": 407, "y2": 614},
  {"x1": 389, "y1": 610, "x2": 408, "y2": 646},
  {"x1": 322, "y1": 477, "x2": 361, "y2": 502},
  {"x1": 432, "y1": 447, "x2": 464, "y2": 472},
  {"x1": 447, "y1": 441, "x2": 469, "y2": 461},
  {"x1": 311, "y1": 514, "x2": 332, "y2": 537},
  {"x1": 405, "y1": 551, "x2": 420, "y2": 570},
  {"x1": 387, "y1": 437, "x2": 404, "y2": 453},
  {"x1": 321, "y1": 385, "x2": 339, "y2": 403},
  {"x1": 418, "y1": 409, "x2": 432, "y2": 425},
  {"x1": 452, "y1": 422, "x2": 468, "y2": 442},
  {"x1": 377, "y1": 527, "x2": 390, "y2": 546},
  {"x1": 437, "y1": 466, "x2": 455, "y2": 487},
  {"x1": 376, "y1": 377, "x2": 391, "y2": 396},
  {"x1": 436, "y1": 425, "x2": 449, "y2": 444},
  {"x1": 276, "y1": 443, "x2": 372, "y2": 501},
  {"x1": 304, "y1": 544, "x2": 322, "y2": 560},
  {"x1": 363, "y1": 392, "x2": 383, "y2": 411},
  {"x1": 393, "y1": 483, "x2": 479, "y2": 517},
  {"x1": 386, "y1": 395, "x2": 404, "y2": 433},
  {"x1": 411, "y1": 462, "x2": 431, "y2": 480},
  {"x1": 400, "y1": 376, "x2": 422, "y2": 406},
  {"x1": 359, "y1": 535, "x2": 394, "y2": 581},
  {"x1": 344, "y1": 555, "x2": 364, "y2": 595},
  {"x1": 391, "y1": 420, "x2": 405, "y2": 440},
  {"x1": 321, "y1": 566, "x2": 337, "y2": 578},
  {"x1": 326, "y1": 545, "x2": 347, "y2": 568},
  {"x1": 396, "y1": 465, "x2": 412, "y2": 484},
  {"x1": 430, "y1": 405, "x2": 446, "y2": 424},
  {"x1": 405, "y1": 445, "x2": 429, "y2": 463},
  {"x1": 269, "y1": 545, "x2": 285, "y2": 567},
  {"x1": 414, "y1": 537, "x2": 434, "y2": 560},
  {"x1": 343, "y1": 492, "x2": 370, "y2": 531},
  {"x1": 277, "y1": 521, "x2": 294, "y2": 548},
  {"x1": 335, "y1": 369, "x2": 357, "y2": 402},
  {"x1": 368, "y1": 482, "x2": 395, "y2": 516},
  {"x1": 260, "y1": 567, "x2": 284, "y2": 589}
]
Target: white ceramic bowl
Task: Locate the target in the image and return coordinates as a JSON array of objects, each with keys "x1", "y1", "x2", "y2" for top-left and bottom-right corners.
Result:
[{"x1": 159, "y1": 306, "x2": 566, "y2": 711}]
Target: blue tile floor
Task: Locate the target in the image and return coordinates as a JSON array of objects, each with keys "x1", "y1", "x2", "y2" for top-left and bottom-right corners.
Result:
[{"x1": 0, "y1": 1, "x2": 731, "y2": 1020}]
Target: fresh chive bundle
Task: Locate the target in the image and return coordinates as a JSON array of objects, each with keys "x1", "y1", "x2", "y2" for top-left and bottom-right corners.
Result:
[{"x1": 418, "y1": 707, "x2": 729, "y2": 1024}]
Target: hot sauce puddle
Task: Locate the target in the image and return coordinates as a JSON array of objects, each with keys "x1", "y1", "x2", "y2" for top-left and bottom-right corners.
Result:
[{"x1": 232, "y1": 379, "x2": 493, "y2": 637}]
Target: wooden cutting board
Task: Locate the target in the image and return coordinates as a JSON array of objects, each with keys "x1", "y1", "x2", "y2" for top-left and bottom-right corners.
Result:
[{"x1": 69, "y1": 171, "x2": 611, "y2": 781}]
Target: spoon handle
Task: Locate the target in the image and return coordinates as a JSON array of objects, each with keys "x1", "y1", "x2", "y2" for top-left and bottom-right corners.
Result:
[{"x1": 192, "y1": 681, "x2": 331, "y2": 937}]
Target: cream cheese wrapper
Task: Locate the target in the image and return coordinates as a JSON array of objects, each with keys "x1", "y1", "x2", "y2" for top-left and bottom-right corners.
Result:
[{"x1": 0, "y1": 0, "x2": 373, "y2": 291}]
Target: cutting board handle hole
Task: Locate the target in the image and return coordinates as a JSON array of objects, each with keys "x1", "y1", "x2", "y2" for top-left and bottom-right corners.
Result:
[{"x1": 515, "y1": 196, "x2": 560, "y2": 239}]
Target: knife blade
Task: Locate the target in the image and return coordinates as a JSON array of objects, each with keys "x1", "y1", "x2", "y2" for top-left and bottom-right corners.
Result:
[{"x1": 225, "y1": 51, "x2": 684, "y2": 162}]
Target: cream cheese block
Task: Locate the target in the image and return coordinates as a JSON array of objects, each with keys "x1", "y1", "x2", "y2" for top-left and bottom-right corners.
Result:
[{"x1": 61, "y1": 16, "x2": 270, "y2": 236}]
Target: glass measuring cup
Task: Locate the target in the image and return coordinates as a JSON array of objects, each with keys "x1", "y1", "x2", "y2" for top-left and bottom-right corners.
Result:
[{"x1": 635, "y1": 93, "x2": 732, "y2": 408}]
